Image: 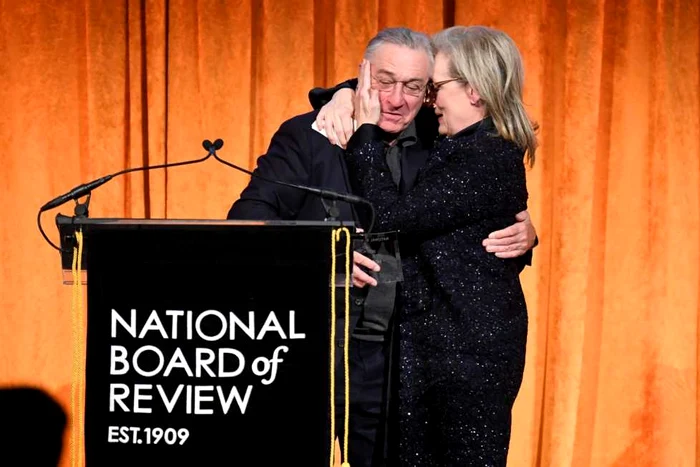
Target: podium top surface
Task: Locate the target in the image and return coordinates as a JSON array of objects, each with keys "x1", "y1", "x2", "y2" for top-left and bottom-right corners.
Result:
[
  {"x1": 57, "y1": 215, "x2": 354, "y2": 229},
  {"x1": 55, "y1": 215, "x2": 357, "y2": 276}
]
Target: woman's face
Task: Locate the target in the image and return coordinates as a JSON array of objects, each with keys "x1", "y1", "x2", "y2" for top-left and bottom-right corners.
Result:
[{"x1": 432, "y1": 52, "x2": 485, "y2": 136}]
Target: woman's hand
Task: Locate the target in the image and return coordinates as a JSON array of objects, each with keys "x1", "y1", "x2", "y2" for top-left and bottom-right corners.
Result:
[
  {"x1": 354, "y1": 59, "x2": 381, "y2": 127},
  {"x1": 315, "y1": 88, "x2": 356, "y2": 148}
]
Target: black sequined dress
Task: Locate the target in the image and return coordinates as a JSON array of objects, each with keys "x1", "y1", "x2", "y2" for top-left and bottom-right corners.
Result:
[{"x1": 345, "y1": 117, "x2": 529, "y2": 466}]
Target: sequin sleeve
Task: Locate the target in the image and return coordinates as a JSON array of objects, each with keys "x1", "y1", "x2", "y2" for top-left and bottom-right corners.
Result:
[{"x1": 345, "y1": 127, "x2": 528, "y2": 235}]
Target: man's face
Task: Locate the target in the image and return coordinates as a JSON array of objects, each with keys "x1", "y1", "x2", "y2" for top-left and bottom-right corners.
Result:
[{"x1": 367, "y1": 44, "x2": 431, "y2": 134}]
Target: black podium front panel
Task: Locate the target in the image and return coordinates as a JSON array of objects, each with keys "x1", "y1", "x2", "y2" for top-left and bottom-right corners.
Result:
[{"x1": 83, "y1": 222, "x2": 342, "y2": 466}]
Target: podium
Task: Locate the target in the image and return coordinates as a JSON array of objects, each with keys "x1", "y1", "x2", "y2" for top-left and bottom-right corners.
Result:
[{"x1": 57, "y1": 217, "x2": 352, "y2": 466}]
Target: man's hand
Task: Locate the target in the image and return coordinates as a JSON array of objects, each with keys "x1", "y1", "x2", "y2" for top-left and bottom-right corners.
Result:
[
  {"x1": 352, "y1": 251, "x2": 380, "y2": 288},
  {"x1": 315, "y1": 88, "x2": 355, "y2": 148},
  {"x1": 483, "y1": 210, "x2": 537, "y2": 258}
]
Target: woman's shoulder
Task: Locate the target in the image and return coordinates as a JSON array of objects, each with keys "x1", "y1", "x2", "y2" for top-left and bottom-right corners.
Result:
[
  {"x1": 477, "y1": 131, "x2": 523, "y2": 156},
  {"x1": 442, "y1": 129, "x2": 523, "y2": 161}
]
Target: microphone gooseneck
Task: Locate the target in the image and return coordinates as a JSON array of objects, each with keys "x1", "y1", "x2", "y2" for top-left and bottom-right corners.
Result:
[{"x1": 38, "y1": 138, "x2": 376, "y2": 252}]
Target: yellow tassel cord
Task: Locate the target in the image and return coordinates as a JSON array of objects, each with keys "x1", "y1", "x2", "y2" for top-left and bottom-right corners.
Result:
[
  {"x1": 330, "y1": 227, "x2": 352, "y2": 467},
  {"x1": 70, "y1": 230, "x2": 85, "y2": 467}
]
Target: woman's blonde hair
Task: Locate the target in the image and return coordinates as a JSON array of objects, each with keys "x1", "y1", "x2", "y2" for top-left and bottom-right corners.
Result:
[{"x1": 432, "y1": 26, "x2": 538, "y2": 166}]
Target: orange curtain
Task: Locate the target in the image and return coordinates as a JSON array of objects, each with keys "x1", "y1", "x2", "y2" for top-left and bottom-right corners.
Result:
[{"x1": 1, "y1": 1, "x2": 698, "y2": 466}]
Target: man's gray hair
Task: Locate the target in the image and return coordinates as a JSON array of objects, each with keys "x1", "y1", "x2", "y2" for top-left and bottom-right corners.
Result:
[{"x1": 364, "y1": 27, "x2": 434, "y2": 70}]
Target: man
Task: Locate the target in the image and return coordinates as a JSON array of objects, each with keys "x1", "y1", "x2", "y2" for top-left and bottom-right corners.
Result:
[{"x1": 228, "y1": 27, "x2": 536, "y2": 467}]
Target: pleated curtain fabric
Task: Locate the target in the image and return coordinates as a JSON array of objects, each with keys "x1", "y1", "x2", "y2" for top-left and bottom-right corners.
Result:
[{"x1": 0, "y1": 1, "x2": 698, "y2": 466}]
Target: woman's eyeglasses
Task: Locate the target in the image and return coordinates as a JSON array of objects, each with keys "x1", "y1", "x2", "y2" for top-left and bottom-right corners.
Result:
[{"x1": 424, "y1": 78, "x2": 463, "y2": 107}]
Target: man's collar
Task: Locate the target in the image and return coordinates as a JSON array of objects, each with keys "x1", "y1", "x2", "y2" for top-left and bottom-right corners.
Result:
[{"x1": 384, "y1": 121, "x2": 418, "y2": 147}]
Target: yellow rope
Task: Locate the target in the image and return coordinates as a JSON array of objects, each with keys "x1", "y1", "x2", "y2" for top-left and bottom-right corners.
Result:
[
  {"x1": 329, "y1": 231, "x2": 338, "y2": 467},
  {"x1": 71, "y1": 230, "x2": 85, "y2": 467},
  {"x1": 330, "y1": 227, "x2": 352, "y2": 467},
  {"x1": 339, "y1": 227, "x2": 351, "y2": 467}
]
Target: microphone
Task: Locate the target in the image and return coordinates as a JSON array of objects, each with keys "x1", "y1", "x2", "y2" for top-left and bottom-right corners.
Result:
[
  {"x1": 38, "y1": 142, "x2": 214, "y2": 251},
  {"x1": 209, "y1": 140, "x2": 369, "y2": 206},
  {"x1": 209, "y1": 139, "x2": 374, "y2": 231},
  {"x1": 40, "y1": 144, "x2": 217, "y2": 213},
  {"x1": 40, "y1": 175, "x2": 114, "y2": 212}
]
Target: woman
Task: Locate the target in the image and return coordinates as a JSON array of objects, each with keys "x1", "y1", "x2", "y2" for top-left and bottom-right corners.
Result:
[{"x1": 344, "y1": 26, "x2": 537, "y2": 465}]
